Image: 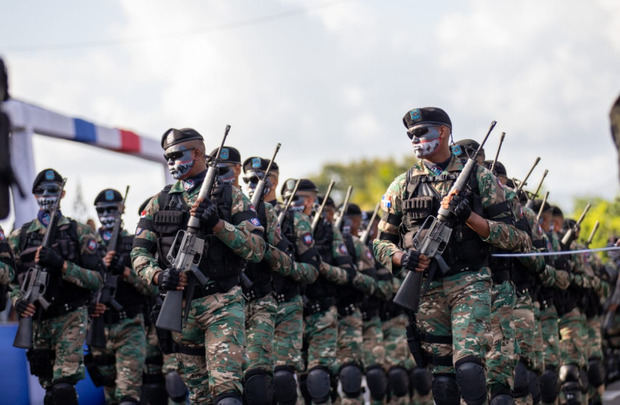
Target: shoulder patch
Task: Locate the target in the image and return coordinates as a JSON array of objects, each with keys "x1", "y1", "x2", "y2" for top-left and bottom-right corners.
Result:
[
  {"x1": 381, "y1": 194, "x2": 392, "y2": 210},
  {"x1": 224, "y1": 221, "x2": 236, "y2": 232},
  {"x1": 338, "y1": 243, "x2": 348, "y2": 255},
  {"x1": 249, "y1": 217, "x2": 262, "y2": 227},
  {"x1": 366, "y1": 250, "x2": 373, "y2": 260},
  {"x1": 302, "y1": 232, "x2": 313, "y2": 246},
  {"x1": 87, "y1": 239, "x2": 98, "y2": 252},
  {"x1": 0, "y1": 228, "x2": 4, "y2": 241},
  {"x1": 140, "y1": 210, "x2": 147, "y2": 218},
  {"x1": 135, "y1": 227, "x2": 144, "y2": 236}
]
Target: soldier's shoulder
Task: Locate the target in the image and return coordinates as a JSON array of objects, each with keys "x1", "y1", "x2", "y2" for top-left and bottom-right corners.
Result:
[
  {"x1": 72, "y1": 219, "x2": 97, "y2": 238},
  {"x1": 385, "y1": 171, "x2": 408, "y2": 196},
  {"x1": 231, "y1": 185, "x2": 253, "y2": 210}
]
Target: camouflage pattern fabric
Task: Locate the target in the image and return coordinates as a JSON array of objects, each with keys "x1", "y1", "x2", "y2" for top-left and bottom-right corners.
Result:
[
  {"x1": 304, "y1": 305, "x2": 338, "y2": 370},
  {"x1": 361, "y1": 315, "x2": 385, "y2": 371},
  {"x1": 531, "y1": 301, "x2": 544, "y2": 374},
  {"x1": 273, "y1": 295, "x2": 305, "y2": 372},
  {"x1": 0, "y1": 225, "x2": 14, "y2": 284},
  {"x1": 558, "y1": 307, "x2": 587, "y2": 369},
  {"x1": 244, "y1": 294, "x2": 277, "y2": 372},
  {"x1": 32, "y1": 306, "x2": 88, "y2": 388},
  {"x1": 513, "y1": 294, "x2": 541, "y2": 373},
  {"x1": 280, "y1": 211, "x2": 320, "y2": 284},
  {"x1": 539, "y1": 304, "x2": 561, "y2": 370},
  {"x1": 144, "y1": 324, "x2": 163, "y2": 378},
  {"x1": 173, "y1": 286, "x2": 245, "y2": 403},
  {"x1": 91, "y1": 314, "x2": 147, "y2": 402},
  {"x1": 486, "y1": 280, "x2": 517, "y2": 395},
  {"x1": 334, "y1": 308, "x2": 364, "y2": 405},
  {"x1": 381, "y1": 313, "x2": 414, "y2": 405}
]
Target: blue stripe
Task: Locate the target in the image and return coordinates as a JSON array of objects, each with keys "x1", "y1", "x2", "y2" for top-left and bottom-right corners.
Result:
[{"x1": 73, "y1": 118, "x2": 97, "y2": 143}]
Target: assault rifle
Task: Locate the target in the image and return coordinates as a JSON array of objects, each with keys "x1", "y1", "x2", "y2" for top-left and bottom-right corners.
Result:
[
  {"x1": 525, "y1": 169, "x2": 548, "y2": 209},
  {"x1": 311, "y1": 180, "x2": 335, "y2": 233},
  {"x1": 86, "y1": 186, "x2": 129, "y2": 348},
  {"x1": 393, "y1": 121, "x2": 496, "y2": 312},
  {"x1": 277, "y1": 179, "x2": 301, "y2": 227},
  {"x1": 13, "y1": 178, "x2": 66, "y2": 348},
  {"x1": 334, "y1": 185, "x2": 353, "y2": 230},
  {"x1": 584, "y1": 221, "x2": 600, "y2": 248},
  {"x1": 359, "y1": 202, "x2": 380, "y2": 245},
  {"x1": 535, "y1": 191, "x2": 549, "y2": 224},
  {"x1": 515, "y1": 157, "x2": 541, "y2": 195},
  {"x1": 251, "y1": 143, "x2": 281, "y2": 208},
  {"x1": 560, "y1": 202, "x2": 591, "y2": 249},
  {"x1": 156, "y1": 125, "x2": 231, "y2": 332}
]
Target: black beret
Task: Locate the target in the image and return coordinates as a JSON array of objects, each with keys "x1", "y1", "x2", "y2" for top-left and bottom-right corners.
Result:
[
  {"x1": 94, "y1": 188, "x2": 123, "y2": 205},
  {"x1": 32, "y1": 168, "x2": 63, "y2": 193},
  {"x1": 281, "y1": 178, "x2": 318, "y2": 197},
  {"x1": 531, "y1": 199, "x2": 551, "y2": 214},
  {"x1": 161, "y1": 128, "x2": 203, "y2": 149},
  {"x1": 317, "y1": 195, "x2": 335, "y2": 207},
  {"x1": 403, "y1": 107, "x2": 451, "y2": 130},
  {"x1": 242, "y1": 156, "x2": 279, "y2": 174},
  {"x1": 563, "y1": 218, "x2": 578, "y2": 232},
  {"x1": 210, "y1": 146, "x2": 241, "y2": 164},
  {"x1": 482, "y1": 160, "x2": 507, "y2": 177},
  {"x1": 344, "y1": 203, "x2": 362, "y2": 216},
  {"x1": 551, "y1": 206, "x2": 563, "y2": 217}
]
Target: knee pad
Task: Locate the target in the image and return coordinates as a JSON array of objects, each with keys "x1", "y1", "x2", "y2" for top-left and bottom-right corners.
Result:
[
  {"x1": 539, "y1": 368, "x2": 559, "y2": 404},
  {"x1": 365, "y1": 365, "x2": 388, "y2": 401},
  {"x1": 578, "y1": 367, "x2": 588, "y2": 393},
  {"x1": 587, "y1": 357, "x2": 605, "y2": 387},
  {"x1": 559, "y1": 364, "x2": 582, "y2": 405},
  {"x1": 338, "y1": 363, "x2": 362, "y2": 398},
  {"x1": 165, "y1": 371, "x2": 188, "y2": 402},
  {"x1": 306, "y1": 366, "x2": 331, "y2": 404},
  {"x1": 489, "y1": 394, "x2": 514, "y2": 405},
  {"x1": 560, "y1": 382, "x2": 582, "y2": 405},
  {"x1": 51, "y1": 382, "x2": 78, "y2": 405},
  {"x1": 513, "y1": 360, "x2": 530, "y2": 398},
  {"x1": 215, "y1": 392, "x2": 243, "y2": 405},
  {"x1": 455, "y1": 358, "x2": 487, "y2": 405},
  {"x1": 411, "y1": 366, "x2": 432, "y2": 395},
  {"x1": 559, "y1": 364, "x2": 580, "y2": 385},
  {"x1": 244, "y1": 368, "x2": 274, "y2": 405},
  {"x1": 432, "y1": 373, "x2": 460, "y2": 405},
  {"x1": 27, "y1": 349, "x2": 54, "y2": 381},
  {"x1": 387, "y1": 366, "x2": 409, "y2": 398},
  {"x1": 141, "y1": 382, "x2": 167, "y2": 405},
  {"x1": 273, "y1": 366, "x2": 298, "y2": 405},
  {"x1": 527, "y1": 370, "x2": 541, "y2": 404},
  {"x1": 119, "y1": 398, "x2": 139, "y2": 405},
  {"x1": 43, "y1": 389, "x2": 54, "y2": 405}
]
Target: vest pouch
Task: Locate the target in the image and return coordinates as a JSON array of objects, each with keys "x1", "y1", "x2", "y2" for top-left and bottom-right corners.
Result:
[
  {"x1": 200, "y1": 235, "x2": 244, "y2": 281},
  {"x1": 153, "y1": 210, "x2": 187, "y2": 235}
]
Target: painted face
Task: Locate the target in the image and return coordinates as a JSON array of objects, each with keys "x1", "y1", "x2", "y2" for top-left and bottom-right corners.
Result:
[
  {"x1": 216, "y1": 164, "x2": 236, "y2": 185},
  {"x1": 243, "y1": 171, "x2": 272, "y2": 199},
  {"x1": 164, "y1": 146, "x2": 195, "y2": 180},
  {"x1": 34, "y1": 182, "x2": 61, "y2": 211},
  {"x1": 96, "y1": 205, "x2": 120, "y2": 230},
  {"x1": 408, "y1": 125, "x2": 442, "y2": 158}
]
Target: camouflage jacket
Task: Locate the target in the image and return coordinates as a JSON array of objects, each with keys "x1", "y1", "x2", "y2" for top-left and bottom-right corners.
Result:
[
  {"x1": 353, "y1": 235, "x2": 391, "y2": 299},
  {"x1": 131, "y1": 181, "x2": 266, "y2": 285},
  {"x1": 0, "y1": 226, "x2": 15, "y2": 285},
  {"x1": 275, "y1": 209, "x2": 319, "y2": 284},
  {"x1": 373, "y1": 155, "x2": 531, "y2": 272}
]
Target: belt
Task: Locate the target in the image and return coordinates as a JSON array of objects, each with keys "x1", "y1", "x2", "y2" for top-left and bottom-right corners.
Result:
[
  {"x1": 273, "y1": 287, "x2": 300, "y2": 304},
  {"x1": 103, "y1": 306, "x2": 141, "y2": 324},
  {"x1": 243, "y1": 281, "x2": 272, "y2": 302},
  {"x1": 42, "y1": 299, "x2": 88, "y2": 319},
  {"x1": 337, "y1": 302, "x2": 358, "y2": 317},
  {"x1": 304, "y1": 298, "x2": 334, "y2": 315}
]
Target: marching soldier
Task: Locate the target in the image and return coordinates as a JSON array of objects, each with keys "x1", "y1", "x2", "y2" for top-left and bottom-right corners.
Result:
[{"x1": 0, "y1": 225, "x2": 15, "y2": 310}]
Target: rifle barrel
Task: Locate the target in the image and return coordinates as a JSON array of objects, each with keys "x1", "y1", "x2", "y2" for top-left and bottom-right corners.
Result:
[
  {"x1": 311, "y1": 180, "x2": 335, "y2": 232},
  {"x1": 490, "y1": 131, "x2": 506, "y2": 172},
  {"x1": 516, "y1": 157, "x2": 541, "y2": 193}
]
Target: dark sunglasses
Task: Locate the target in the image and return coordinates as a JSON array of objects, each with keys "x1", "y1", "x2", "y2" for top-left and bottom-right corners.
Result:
[
  {"x1": 96, "y1": 206, "x2": 119, "y2": 214},
  {"x1": 34, "y1": 184, "x2": 60, "y2": 195},
  {"x1": 164, "y1": 148, "x2": 194, "y2": 161},
  {"x1": 407, "y1": 126, "x2": 432, "y2": 140}
]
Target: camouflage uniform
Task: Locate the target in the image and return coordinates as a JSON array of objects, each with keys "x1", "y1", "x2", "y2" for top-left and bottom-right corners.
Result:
[
  {"x1": 89, "y1": 229, "x2": 155, "y2": 403},
  {"x1": 0, "y1": 226, "x2": 15, "y2": 309},
  {"x1": 131, "y1": 179, "x2": 265, "y2": 404},
  {"x1": 374, "y1": 154, "x2": 531, "y2": 403},
  {"x1": 9, "y1": 214, "x2": 103, "y2": 401}
]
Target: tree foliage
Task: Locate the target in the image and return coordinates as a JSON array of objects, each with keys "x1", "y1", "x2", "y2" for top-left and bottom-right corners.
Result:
[{"x1": 572, "y1": 196, "x2": 620, "y2": 253}]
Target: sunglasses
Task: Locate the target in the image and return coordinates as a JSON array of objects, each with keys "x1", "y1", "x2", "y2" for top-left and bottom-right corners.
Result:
[
  {"x1": 34, "y1": 184, "x2": 61, "y2": 195},
  {"x1": 96, "y1": 206, "x2": 119, "y2": 215},
  {"x1": 164, "y1": 148, "x2": 194, "y2": 161},
  {"x1": 407, "y1": 126, "x2": 434, "y2": 140}
]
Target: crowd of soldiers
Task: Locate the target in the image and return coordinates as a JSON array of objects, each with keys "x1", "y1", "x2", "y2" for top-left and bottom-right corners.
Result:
[{"x1": 0, "y1": 106, "x2": 619, "y2": 405}]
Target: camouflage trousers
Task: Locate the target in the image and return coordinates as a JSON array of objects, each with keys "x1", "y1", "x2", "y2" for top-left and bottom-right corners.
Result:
[
  {"x1": 304, "y1": 305, "x2": 338, "y2": 371},
  {"x1": 513, "y1": 294, "x2": 541, "y2": 373},
  {"x1": 539, "y1": 303, "x2": 560, "y2": 370},
  {"x1": 335, "y1": 306, "x2": 363, "y2": 405},
  {"x1": 273, "y1": 294, "x2": 304, "y2": 372},
  {"x1": 173, "y1": 286, "x2": 245, "y2": 403},
  {"x1": 381, "y1": 314, "x2": 413, "y2": 405},
  {"x1": 585, "y1": 316, "x2": 604, "y2": 403},
  {"x1": 92, "y1": 314, "x2": 147, "y2": 403},
  {"x1": 362, "y1": 314, "x2": 385, "y2": 370},
  {"x1": 486, "y1": 280, "x2": 517, "y2": 395},
  {"x1": 559, "y1": 307, "x2": 587, "y2": 368},
  {"x1": 244, "y1": 294, "x2": 276, "y2": 372},
  {"x1": 31, "y1": 307, "x2": 87, "y2": 388},
  {"x1": 416, "y1": 268, "x2": 492, "y2": 375}
]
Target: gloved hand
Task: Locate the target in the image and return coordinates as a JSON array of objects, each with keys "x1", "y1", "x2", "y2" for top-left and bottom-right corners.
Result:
[
  {"x1": 108, "y1": 253, "x2": 126, "y2": 275},
  {"x1": 192, "y1": 198, "x2": 219, "y2": 232},
  {"x1": 37, "y1": 246, "x2": 65, "y2": 273},
  {"x1": 401, "y1": 250, "x2": 421, "y2": 271},
  {"x1": 15, "y1": 299, "x2": 35, "y2": 318},
  {"x1": 157, "y1": 268, "x2": 180, "y2": 292},
  {"x1": 345, "y1": 265, "x2": 357, "y2": 285},
  {"x1": 442, "y1": 189, "x2": 472, "y2": 223}
]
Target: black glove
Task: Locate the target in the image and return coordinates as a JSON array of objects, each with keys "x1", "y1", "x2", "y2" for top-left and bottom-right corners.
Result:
[
  {"x1": 15, "y1": 299, "x2": 31, "y2": 317},
  {"x1": 448, "y1": 190, "x2": 472, "y2": 223},
  {"x1": 108, "y1": 253, "x2": 126, "y2": 275},
  {"x1": 194, "y1": 198, "x2": 220, "y2": 232},
  {"x1": 157, "y1": 268, "x2": 180, "y2": 292},
  {"x1": 401, "y1": 250, "x2": 421, "y2": 271},
  {"x1": 345, "y1": 265, "x2": 357, "y2": 285},
  {"x1": 38, "y1": 246, "x2": 65, "y2": 273}
]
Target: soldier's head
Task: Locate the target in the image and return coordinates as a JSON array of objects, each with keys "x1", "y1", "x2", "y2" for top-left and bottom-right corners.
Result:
[
  {"x1": 483, "y1": 160, "x2": 508, "y2": 184},
  {"x1": 242, "y1": 157, "x2": 279, "y2": 201},
  {"x1": 403, "y1": 107, "x2": 452, "y2": 161},
  {"x1": 343, "y1": 203, "x2": 363, "y2": 236},
  {"x1": 563, "y1": 218, "x2": 579, "y2": 239},
  {"x1": 318, "y1": 195, "x2": 336, "y2": 224},
  {"x1": 281, "y1": 178, "x2": 318, "y2": 216},
  {"x1": 550, "y1": 206, "x2": 564, "y2": 233},
  {"x1": 32, "y1": 168, "x2": 65, "y2": 212},
  {"x1": 454, "y1": 139, "x2": 485, "y2": 164},
  {"x1": 94, "y1": 188, "x2": 123, "y2": 230},
  {"x1": 532, "y1": 199, "x2": 552, "y2": 232},
  {"x1": 210, "y1": 146, "x2": 241, "y2": 187},
  {"x1": 161, "y1": 128, "x2": 206, "y2": 180}
]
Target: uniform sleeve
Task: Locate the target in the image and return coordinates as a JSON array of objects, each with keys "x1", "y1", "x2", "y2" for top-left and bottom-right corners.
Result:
[
  {"x1": 539, "y1": 265, "x2": 571, "y2": 289},
  {"x1": 261, "y1": 203, "x2": 295, "y2": 279},
  {"x1": 373, "y1": 173, "x2": 406, "y2": 272},
  {"x1": 7, "y1": 228, "x2": 24, "y2": 303},
  {"x1": 131, "y1": 196, "x2": 162, "y2": 286},
  {"x1": 351, "y1": 238, "x2": 377, "y2": 295},
  {"x1": 514, "y1": 205, "x2": 545, "y2": 272},
  {"x1": 213, "y1": 188, "x2": 265, "y2": 263},
  {"x1": 374, "y1": 269, "x2": 394, "y2": 300},
  {"x1": 0, "y1": 230, "x2": 15, "y2": 285},
  {"x1": 288, "y1": 212, "x2": 319, "y2": 284},
  {"x1": 62, "y1": 223, "x2": 104, "y2": 291},
  {"x1": 125, "y1": 266, "x2": 158, "y2": 296}
]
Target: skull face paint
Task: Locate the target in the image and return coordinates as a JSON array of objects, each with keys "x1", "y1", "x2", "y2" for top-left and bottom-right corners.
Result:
[
  {"x1": 243, "y1": 170, "x2": 272, "y2": 200},
  {"x1": 409, "y1": 125, "x2": 442, "y2": 158},
  {"x1": 34, "y1": 182, "x2": 61, "y2": 212},
  {"x1": 96, "y1": 205, "x2": 120, "y2": 230},
  {"x1": 165, "y1": 146, "x2": 195, "y2": 179}
]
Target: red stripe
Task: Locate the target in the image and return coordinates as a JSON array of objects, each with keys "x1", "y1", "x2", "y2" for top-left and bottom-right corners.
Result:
[{"x1": 119, "y1": 129, "x2": 141, "y2": 153}]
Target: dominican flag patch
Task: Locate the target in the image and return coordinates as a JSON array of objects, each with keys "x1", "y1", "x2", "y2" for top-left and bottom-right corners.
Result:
[
  {"x1": 338, "y1": 243, "x2": 348, "y2": 255},
  {"x1": 302, "y1": 232, "x2": 313, "y2": 246},
  {"x1": 381, "y1": 195, "x2": 392, "y2": 210},
  {"x1": 0, "y1": 229, "x2": 5, "y2": 241},
  {"x1": 140, "y1": 210, "x2": 147, "y2": 218},
  {"x1": 250, "y1": 217, "x2": 262, "y2": 227},
  {"x1": 87, "y1": 239, "x2": 98, "y2": 252}
]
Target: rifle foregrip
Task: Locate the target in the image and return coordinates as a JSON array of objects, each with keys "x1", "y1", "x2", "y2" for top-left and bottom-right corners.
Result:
[
  {"x1": 13, "y1": 317, "x2": 33, "y2": 348},
  {"x1": 393, "y1": 270, "x2": 423, "y2": 312}
]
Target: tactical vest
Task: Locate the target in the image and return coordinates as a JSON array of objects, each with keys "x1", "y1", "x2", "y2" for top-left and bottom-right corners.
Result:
[
  {"x1": 243, "y1": 201, "x2": 272, "y2": 300},
  {"x1": 551, "y1": 241, "x2": 577, "y2": 317},
  {"x1": 305, "y1": 218, "x2": 343, "y2": 303},
  {"x1": 359, "y1": 265, "x2": 383, "y2": 321},
  {"x1": 272, "y1": 210, "x2": 301, "y2": 302},
  {"x1": 399, "y1": 165, "x2": 488, "y2": 277},
  {"x1": 151, "y1": 183, "x2": 245, "y2": 289},
  {"x1": 18, "y1": 219, "x2": 96, "y2": 318},
  {"x1": 336, "y1": 232, "x2": 363, "y2": 309}
]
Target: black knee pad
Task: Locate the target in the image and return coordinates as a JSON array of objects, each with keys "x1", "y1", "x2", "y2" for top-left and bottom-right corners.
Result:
[
  {"x1": 119, "y1": 398, "x2": 139, "y2": 405},
  {"x1": 527, "y1": 370, "x2": 541, "y2": 404},
  {"x1": 51, "y1": 382, "x2": 78, "y2": 405},
  {"x1": 489, "y1": 394, "x2": 514, "y2": 405},
  {"x1": 578, "y1": 367, "x2": 588, "y2": 393},
  {"x1": 365, "y1": 365, "x2": 388, "y2": 401},
  {"x1": 141, "y1": 382, "x2": 167, "y2": 405},
  {"x1": 273, "y1": 366, "x2": 298, "y2": 405},
  {"x1": 27, "y1": 349, "x2": 54, "y2": 381},
  {"x1": 455, "y1": 357, "x2": 487, "y2": 405},
  {"x1": 411, "y1": 366, "x2": 432, "y2": 395},
  {"x1": 165, "y1": 371, "x2": 188, "y2": 402},
  {"x1": 432, "y1": 373, "x2": 460, "y2": 405},
  {"x1": 559, "y1": 364, "x2": 580, "y2": 385},
  {"x1": 539, "y1": 367, "x2": 559, "y2": 404},
  {"x1": 43, "y1": 389, "x2": 54, "y2": 405},
  {"x1": 244, "y1": 368, "x2": 274, "y2": 405},
  {"x1": 560, "y1": 382, "x2": 582, "y2": 405},
  {"x1": 387, "y1": 366, "x2": 409, "y2": 398},
  {"x1": 215, "y1": 392, "x2": 243, "y2": 405},
  {"x1": 587, "y1": 357, "x2": 605, "y2": 387},
  {"x1": 559, "y1": 364, "x2": 583, "y2": 405},
  {"x1": 339, "y1": 363, "x2": 362, "y2": 398},
  {"x1": 513, "y1": 360, "x2": 530, "y2": 398},
  {"x1": 306, "y1": 366, "x2": 331, "y2": 404}
]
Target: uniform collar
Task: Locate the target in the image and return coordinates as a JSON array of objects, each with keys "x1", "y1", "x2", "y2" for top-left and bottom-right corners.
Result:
[
  {"x1": 410, "y1": 154, "x2": 464, "y2": 176},
  {"x1": 30, "y1": 213, "x2": 70, "y2": 232}
]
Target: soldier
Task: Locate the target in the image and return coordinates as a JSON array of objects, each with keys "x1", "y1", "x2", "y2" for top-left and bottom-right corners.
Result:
[
  {"x1": 86, "y1": 188, "x2": 157, "y2": 404},
  {"x1": 209, "y1": 146, "x2": 242, "y2": 187},
  {"x1": 9, "y1": 168, "x2": 104, "y2": 405},
  {"x1": 374, "y1": 107, "x2": 531, "y2": 405},
  {"x1": 131, "y1": 128, "x2": 266, "y2": 404},
  {"x1": 0, "y1": 225, "x2": 15, "y2": 312},
  {"x1": 454, "y1": 138, "x2": 485, "y2": 164}
]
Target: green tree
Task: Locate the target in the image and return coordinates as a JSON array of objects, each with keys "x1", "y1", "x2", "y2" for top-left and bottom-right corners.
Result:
[{"x1": 572, "y1": 196, "x2": 620, "y2": 253}]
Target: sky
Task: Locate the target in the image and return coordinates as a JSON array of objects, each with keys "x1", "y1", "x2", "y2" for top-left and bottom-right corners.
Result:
[{"x1": 1, "y1": 0, "x2": 619, "y2": 231}]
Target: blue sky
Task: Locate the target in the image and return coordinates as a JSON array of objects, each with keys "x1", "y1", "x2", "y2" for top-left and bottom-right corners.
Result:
[{"x1": 1, "y1": 0, "x2": 619, "y2": 230}]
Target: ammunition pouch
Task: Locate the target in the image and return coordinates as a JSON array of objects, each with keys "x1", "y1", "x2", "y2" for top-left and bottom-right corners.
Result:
[
  {"x1": 304, "y1": 297, "x2": 334, "y2": 316},
  {"x1": 103, "y1": 305, "x2": 142, "y2": 324},
  {"x1": 243, "y1": 278, "x2": 272, "y2": 302},
  {"x1": 27, "y1": 348, "x2": 55, "y2": 380},
  {"x1": 272, "y1": 280, "x2": 300, "y2": 303},
  {"x1": 337, "y1": 302, "x2": 358, "y2": 317}
]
